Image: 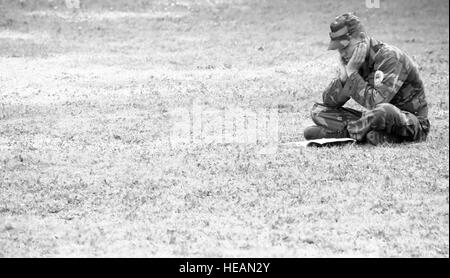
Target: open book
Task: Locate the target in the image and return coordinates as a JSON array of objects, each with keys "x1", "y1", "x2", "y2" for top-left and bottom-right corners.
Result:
[{"x1": 283, "y1": 138, "x2": 356, "y2": 147}]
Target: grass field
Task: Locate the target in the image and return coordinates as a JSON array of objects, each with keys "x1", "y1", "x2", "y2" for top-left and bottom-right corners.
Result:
[{"x1": 0, "y1": 0, "x2": 448, "y2": 257}]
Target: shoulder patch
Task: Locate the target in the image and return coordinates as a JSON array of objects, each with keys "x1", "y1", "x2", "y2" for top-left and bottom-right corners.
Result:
[{"x1": 374, "y1": 70, "x2": 384, "y2": 87}]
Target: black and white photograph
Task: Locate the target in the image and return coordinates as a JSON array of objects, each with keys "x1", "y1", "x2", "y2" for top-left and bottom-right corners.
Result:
[{"x1": 0, "y1": 0, "x2": 448, "y2": 260}]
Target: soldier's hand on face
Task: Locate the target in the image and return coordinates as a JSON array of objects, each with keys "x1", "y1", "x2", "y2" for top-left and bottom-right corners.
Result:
[{"x1": 345, "y1": 42, "x2": 368, "y2": 76}]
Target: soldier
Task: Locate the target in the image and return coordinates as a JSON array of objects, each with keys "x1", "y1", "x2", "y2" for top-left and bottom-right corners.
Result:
[{"x1": 304, "y1": 13, "x2": 430, "y2": 145}]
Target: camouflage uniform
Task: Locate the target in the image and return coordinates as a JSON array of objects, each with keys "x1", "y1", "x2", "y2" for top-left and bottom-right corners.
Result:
[{"x1": 311, "y1": 37, "x2": 430, "y2": 142}]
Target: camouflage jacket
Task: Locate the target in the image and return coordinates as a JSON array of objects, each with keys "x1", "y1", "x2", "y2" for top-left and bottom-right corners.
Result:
[{"x1": 322, "y1": 37, "x2": 428, "y2": 119}]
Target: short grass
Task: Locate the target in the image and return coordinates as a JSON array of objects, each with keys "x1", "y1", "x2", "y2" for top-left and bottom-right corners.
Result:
[{"x1": 0, "y1": 0, "x2": 448, "y2": 257}]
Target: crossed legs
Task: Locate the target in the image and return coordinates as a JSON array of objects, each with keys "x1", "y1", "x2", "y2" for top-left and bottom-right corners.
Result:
[{"x1": 304, "y1": 102, "x2": 429, "y2": 144}]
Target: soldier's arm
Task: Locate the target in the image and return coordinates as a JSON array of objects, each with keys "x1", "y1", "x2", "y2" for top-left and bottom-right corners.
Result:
[
  {"x1": 322, "y1": 78, "x2": 351, "y2": 107},
  {"x1": 342, "y1": 54, "x2": 406, "y2": 109}
]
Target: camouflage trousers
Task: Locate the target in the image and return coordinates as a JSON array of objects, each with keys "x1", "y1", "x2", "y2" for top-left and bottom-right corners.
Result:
[{"x1": 311, "y1": 103, "x2": 430, "y2": 142}]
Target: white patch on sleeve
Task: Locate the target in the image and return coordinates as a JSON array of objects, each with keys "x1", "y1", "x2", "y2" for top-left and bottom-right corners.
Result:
[{"x1": 374, "y1": 70, "x2": 385, "y2": 87}]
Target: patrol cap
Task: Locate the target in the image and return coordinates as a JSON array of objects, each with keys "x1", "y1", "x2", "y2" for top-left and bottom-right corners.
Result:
[{"x1": 328, "y1": 13, "x2": 364, "y2": 50}]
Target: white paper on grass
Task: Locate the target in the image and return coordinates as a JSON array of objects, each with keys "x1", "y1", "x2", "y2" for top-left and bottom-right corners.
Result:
[{"x1": 283, "y1": 138, "x2": 356, "y2": 147}]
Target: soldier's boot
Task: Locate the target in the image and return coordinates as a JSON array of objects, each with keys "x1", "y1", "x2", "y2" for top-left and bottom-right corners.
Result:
[
  {"x1": 304, "y1": 125, "x2": 350, "y2": 140},
  {"x1": 366, "y1": 130, "x2": 402, "y2": 146}
]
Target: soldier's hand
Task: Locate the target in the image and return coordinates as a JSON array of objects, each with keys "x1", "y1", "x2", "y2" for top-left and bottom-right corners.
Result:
[{"x1": 346, "y1": 42, "x2": 368, "y2": 76}]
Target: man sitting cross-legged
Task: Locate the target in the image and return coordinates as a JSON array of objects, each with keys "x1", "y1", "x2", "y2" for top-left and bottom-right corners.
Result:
[{"x1": 304, "y1": 13, "x2": 430, "y2": 145}]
